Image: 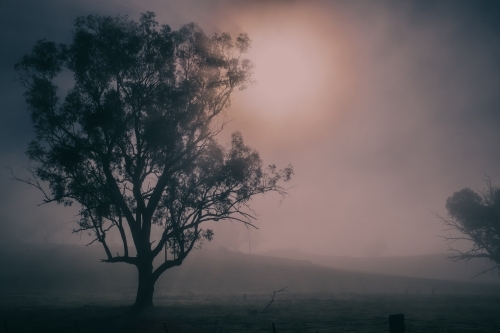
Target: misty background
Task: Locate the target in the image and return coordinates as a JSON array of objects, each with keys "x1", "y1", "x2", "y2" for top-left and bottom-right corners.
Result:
[{"x1": 1, "y1": 0, "x2": 500, "y2": 264}]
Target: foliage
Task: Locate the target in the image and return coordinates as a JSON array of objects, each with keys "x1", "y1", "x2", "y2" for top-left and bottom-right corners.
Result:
[
  {"x1": 437, "y1": 177, "x2": 500, "y2": 275},
  {"x1": 14, "y1": 12, "x2": 292, "y2": 308}
]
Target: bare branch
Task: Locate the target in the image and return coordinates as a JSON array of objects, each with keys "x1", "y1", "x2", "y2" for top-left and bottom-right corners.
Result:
[{"x1": 262, "y1": 287, "x2": 288, "y2": 313}]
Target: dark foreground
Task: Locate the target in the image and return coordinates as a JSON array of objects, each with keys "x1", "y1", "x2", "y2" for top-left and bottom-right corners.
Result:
[{"x1": 1, "y1": 292, "x2": 500, "y2": 332}]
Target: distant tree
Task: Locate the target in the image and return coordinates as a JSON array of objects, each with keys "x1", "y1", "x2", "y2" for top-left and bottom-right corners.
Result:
[
  {"x1": 14, "y1": 12, "x2": 292, "y2": 311},
  {"x1": 437, "y1": 178, "x2": 500, "y2": 276}
]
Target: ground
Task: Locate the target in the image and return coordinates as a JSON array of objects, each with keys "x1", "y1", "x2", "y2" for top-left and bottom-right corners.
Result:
[{"x1": 1, "y1": 292, "x2": 500, "y2": 332}]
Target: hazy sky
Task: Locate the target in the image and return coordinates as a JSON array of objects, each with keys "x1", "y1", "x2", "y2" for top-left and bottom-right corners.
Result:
[{"x1": 1, "y1": 0, "x2": 500, "y2": 257}]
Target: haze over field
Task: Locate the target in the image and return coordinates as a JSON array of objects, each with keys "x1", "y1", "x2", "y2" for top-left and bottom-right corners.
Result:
[
  {"x1": 1, "y1": 0, "x2": 500, "y2": 267},
  {"x1": 2, "y1": 245, "x2": 499, "y2": 299}
]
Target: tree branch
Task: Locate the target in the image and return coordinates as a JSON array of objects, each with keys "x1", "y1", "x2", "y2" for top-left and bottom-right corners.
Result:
[{"x1": 262, "y1": 287, "x2": 288, "y2": 312}]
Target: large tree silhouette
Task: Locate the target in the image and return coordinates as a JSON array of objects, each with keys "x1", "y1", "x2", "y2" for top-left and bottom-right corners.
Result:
[
  {"x1": 437, "y1": 178, "x2": 500, "y2": 276},
  {"x1": 14, "y1": 12, "x2": 292, "y2": 310}
]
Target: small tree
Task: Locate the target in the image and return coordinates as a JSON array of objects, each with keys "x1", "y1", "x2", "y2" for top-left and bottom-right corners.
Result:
[
  {"x1": 437, "y1": 178, "x2": 500, "y2": 276},
  {"x1": 14, "y1": 12, "x2": 292, "y2": 310}
]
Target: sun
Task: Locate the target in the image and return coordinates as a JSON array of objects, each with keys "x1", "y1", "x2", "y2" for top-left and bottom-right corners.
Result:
[
  {"x1": 221, "y1": 2, "x2": 353, "y2": 144},
  {"x1": 245, "y1": 30, "x2": 329, "y2": 118}
]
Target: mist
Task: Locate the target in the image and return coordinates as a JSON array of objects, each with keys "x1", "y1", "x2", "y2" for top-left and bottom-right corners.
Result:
[
  {"x1": 2, "y1": 0, "x2": 500, "y2": 292},
  {"x1": 2, "y1": 2, "x2": 500, "y2": 330}
]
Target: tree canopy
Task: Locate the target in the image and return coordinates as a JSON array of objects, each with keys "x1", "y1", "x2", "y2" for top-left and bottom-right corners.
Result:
[
  {"x1": 14, "y1": 12, "x2": 292, "y2": 310},
  {"x1": 438, "y1": 178, "x2": 500, "y2": 276}
]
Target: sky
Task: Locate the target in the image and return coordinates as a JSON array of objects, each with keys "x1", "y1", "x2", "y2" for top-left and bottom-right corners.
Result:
[{"x1": 1, "y1": 0, "x2": 500, "y2": 257}]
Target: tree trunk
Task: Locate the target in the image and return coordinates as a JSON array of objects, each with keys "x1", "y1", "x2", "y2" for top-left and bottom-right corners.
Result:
[{"x1": 134, "y1": 261, "x2": 155, "y2": 311}]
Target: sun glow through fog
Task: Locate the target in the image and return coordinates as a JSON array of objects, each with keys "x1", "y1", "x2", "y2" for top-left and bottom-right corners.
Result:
[
  {"x1": 248, "y1": 33, "x2": 327, "y2": 116},
  {"x1": 215, "y1": 2, "x2": 354, "y2": 146}
]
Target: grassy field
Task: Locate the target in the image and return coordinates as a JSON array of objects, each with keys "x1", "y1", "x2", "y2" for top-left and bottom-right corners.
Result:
[
  {"x1": 2, "y1": 245, "x2": 500, "y2": 332},
  {"x1": 1, "y1": 292, "x2": 500, "y2": 332}
]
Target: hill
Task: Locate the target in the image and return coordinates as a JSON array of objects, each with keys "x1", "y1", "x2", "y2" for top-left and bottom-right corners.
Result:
[
  {"x1": 1, "y1": 244, "x2": 499, "y2": 301},
  {"x1": 260, "y1": 248, "x2": 500, "y2": 284}
]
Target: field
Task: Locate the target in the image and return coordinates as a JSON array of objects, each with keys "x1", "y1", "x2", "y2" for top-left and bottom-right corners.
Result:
[
  {"x1": 1, "y1": 292, "x2": 500, "y2": 332},
  {"x1": 2, "y1": 245, "x2": 500, "y2": 332}
]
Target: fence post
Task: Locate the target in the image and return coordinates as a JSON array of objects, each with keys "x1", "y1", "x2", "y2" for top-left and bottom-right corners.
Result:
[
  {"x1": 163, "y1": 323, "x2": 168, "y2": 333},
  {"x1": 272, "y1": 323, "x2": 276, "y2": 333},
  {"x1": 74, "y1": 321, "x2": 81, "y2": 333},
  {"x1": 214, "y1": 317, "x2": 218, "y2": 333},
  {"x1": 389, "y1": 314, "x2": 405, "y2": 333},
  {"x1": 4, "y1": 321, "x2": 8, "y2": 333}
]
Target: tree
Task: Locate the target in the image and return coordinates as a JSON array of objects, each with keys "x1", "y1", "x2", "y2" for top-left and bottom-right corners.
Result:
[
  {"x1": 437, "y1": 178, "x2": 500, "y2": 276},
  {"x1": 14, "y1": 12, "x2": 293, "y2": 311}
]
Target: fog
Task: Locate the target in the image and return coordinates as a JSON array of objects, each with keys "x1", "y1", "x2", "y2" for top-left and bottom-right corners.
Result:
[{"x1": 1, "y1": 0, "x2": 500, "y2": 265}]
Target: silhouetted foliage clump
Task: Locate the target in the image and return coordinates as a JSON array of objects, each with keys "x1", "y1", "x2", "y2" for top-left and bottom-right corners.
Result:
[{"x1": 438, "y1": 178, "x2": 500, "y2": 276}]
